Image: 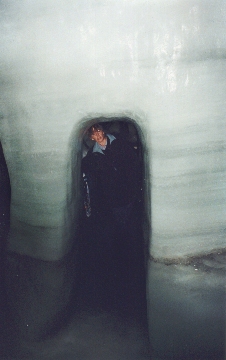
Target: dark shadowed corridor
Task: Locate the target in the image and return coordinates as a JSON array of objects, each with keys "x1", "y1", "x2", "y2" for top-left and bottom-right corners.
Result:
[{"x1": 77, "y1": 199, "x2": 148, "y2": 322}]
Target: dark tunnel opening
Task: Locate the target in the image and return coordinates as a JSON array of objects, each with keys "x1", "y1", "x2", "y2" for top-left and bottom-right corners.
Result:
[
  {"x1": 0, "y1": 142, "x2": 11, "y2": 344},
  {"x1": 75, "y1": 118, "x2": 150, "y2": 328},
  {"x1": 0, "y1": 142, "x2": 11, "y2": 251}
]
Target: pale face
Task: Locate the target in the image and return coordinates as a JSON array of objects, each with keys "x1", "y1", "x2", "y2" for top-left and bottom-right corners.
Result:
[{"x1": 91, "y1": 129, "x2": 107, "y2": 146}]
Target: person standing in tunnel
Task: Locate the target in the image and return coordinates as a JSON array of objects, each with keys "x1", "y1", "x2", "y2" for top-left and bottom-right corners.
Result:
[
  {"x1": 82, "y1": 123, "x2": 141, "y2": 234},
  {"x1": 80, "y1": 122, "x2": 145, "y2": 312}
]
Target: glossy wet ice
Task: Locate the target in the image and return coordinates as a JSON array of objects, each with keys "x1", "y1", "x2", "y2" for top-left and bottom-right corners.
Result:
[{"x1": 148, "y1": 253, "x2": 226, "y2": 360}]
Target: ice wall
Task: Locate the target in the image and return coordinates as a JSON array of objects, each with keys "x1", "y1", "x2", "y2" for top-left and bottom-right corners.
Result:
[
  {"x1": 0, "y1": 0, "x2": 226, "y2": 260},
  {"x1": 1, "y1": 2, "x2": 225, "y2": 358}
]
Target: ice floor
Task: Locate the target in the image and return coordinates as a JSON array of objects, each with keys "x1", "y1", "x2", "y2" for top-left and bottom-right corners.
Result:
[
  {"x1": 0, "y1": 251, "x2": 225, "y2": 360},
  {"x1": 4, "y1": 312, "x2": 150, "y2": 360},
  {"x1": 0, "y1": 230, "x2": 151, "y2": 359},
  {"x1": 1, "y1": 253, "x2": 225, "y2": 360},
  {"x1": 148, "y1": 252, "x2": 226, "y2": 360}
]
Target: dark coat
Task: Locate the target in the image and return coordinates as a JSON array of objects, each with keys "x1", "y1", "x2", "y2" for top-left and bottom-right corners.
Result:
[{"x1": 82, "y1": 136, "x2": 141, "y2": 216}]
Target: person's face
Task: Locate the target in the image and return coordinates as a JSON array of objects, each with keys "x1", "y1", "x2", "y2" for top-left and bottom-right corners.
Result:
[{"x1": 91, "y1": 129, "x2": 106, "y2": 145}]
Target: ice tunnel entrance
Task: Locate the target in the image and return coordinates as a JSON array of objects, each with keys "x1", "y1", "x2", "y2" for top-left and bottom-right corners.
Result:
[
  {"x1": 0, "y1": 142, "x2": 11, "y2": 256},
  {"x1": 0, "y1": 142, "x2": 11, "y2": 332},
  {"x1": 74, "y1": 117, "x2": 150, "y2": 321}
]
